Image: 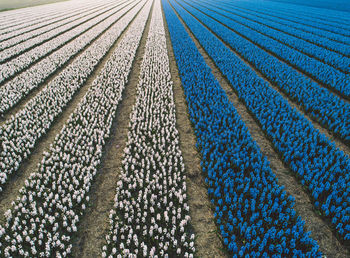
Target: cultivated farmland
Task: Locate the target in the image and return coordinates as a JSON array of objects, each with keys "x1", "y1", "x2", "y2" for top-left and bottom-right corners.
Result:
[{"x1": 0, "y1": 0, "x2": 349, "y2": 257}]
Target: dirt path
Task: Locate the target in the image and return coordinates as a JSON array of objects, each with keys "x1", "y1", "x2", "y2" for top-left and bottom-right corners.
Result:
[
  {"x1": 0, "y1": 3, "x2": 121, "y2": 65},
  {"x1": 0, "y1": 1, "x2": 137, "y2": 127},
  {"x1": 193, "y1": 1, "x2": 350, "y2": 75},
  {"x1": 175, "y1": 0, "x2": 350, "y2": 160},
  {"x1": 70, "y1": 2, "x2": 153, "y2": 258},
  {"x1": 0, "y1": 2, "x2": 114, "y2": 50},
  {"x1": 0, "y1": 1, "x2": 130, "y2": 88},
  {"x1": 176, "y1": 0, "x2": 350, "y2": 154},
  {"x1": 167, "y1": 1, "x2": 350, "y2": 256},
  {"x1": 0, "y1": 3, "x2": 144, "y2": 226},
  {"x1": 182, "y1": 0, "x2": 350, "y2": 103},
  {"x1": 162, "y1": 2, "x2": 228, "y2": 258}
]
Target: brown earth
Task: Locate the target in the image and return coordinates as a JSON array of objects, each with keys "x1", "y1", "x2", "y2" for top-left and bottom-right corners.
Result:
[
  {"x1": 71, "y1": 2, "x2": 153, "y2": 257},
  {"x1": 162, "y1": 1, "x2": 228, "y2": 257},
  {"x1": 167, "y1": 0, "x2": 350, "y2": 256}
]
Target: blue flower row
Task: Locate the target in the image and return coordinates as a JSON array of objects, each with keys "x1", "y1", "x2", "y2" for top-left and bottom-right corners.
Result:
[
  {"x1": 239, "y1": 0, "x2": 350, "y2": 29},
  {"x1": 214, "y1": 1, "x2": 350, "y2": 57},
  {"x1": 221, "y1": 0, "x2": 350, "y2": 42},
  {"x1": 246, "y1": 0, "x2": 350, "y2": 26},
  {"x1": 190, "y1": 0, "x2": 350, "y2": 74},
  {"x1": 163, "y1": 0, "x2": 321, "y2": 256},
  {"x1": 169, "y1": 0, "x2": 350, "y2": 242},
  {"x1": 0, "y1": 3, "x2": 152, "y2": 256},
  {"x1": 177, "y1": 0, "x2": 350, "y2": 142}
]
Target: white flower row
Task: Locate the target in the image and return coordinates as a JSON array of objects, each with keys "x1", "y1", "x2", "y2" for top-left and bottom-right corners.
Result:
[
  {"x1": 103, "y1": 0, "x2": 195, "y2": 256},
  {"x1": 0, "y1": 6, "x2": 74, "y2": 32},
  {"x1": 0, "y1": 0, "x2": 101, "y2": 33},
  {"x1": 0, "y1": 8, "x2": 58, "y2": 26},
  {"x1": 0, "y1": 0, "x2": 115, "y2": 49},
  {"x1": 0, "y1": 0, "x2": 110, "y2": 42},
  {"x1": 0, "y1": 2, "x2": 152, "y2": 256},
  {"x1": 0, "y1": 0, "x2": 136, "y2": 115},
  {"x1": 0, "y1": 0, "x2": 146, "y2": 192},
  {"x1": 0, "y1": 0, "x2": 129, "y2": 70}
]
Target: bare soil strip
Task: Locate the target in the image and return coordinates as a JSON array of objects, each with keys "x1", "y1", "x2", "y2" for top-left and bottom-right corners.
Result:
[
  {"x1": 0, "y1": 2, "x2": 113, "y2": 50},
  {"x1": 0, "y1": 2, "x2": 123, "y2": 65},
  {"x1": 232, "y1": 5, "x2": 350, "y2": 46},
  {"x1": 175, "y1": 0, "x2": 350, "y2": 159},
  {"x1": 185, "y1": 0, "x2": 349, "y2": 76},
  {"x1": 0, "y1": 2, "x2": 145, "y2": 225},
  {"x1": 162, "y1": 2, "x2": 228, "y2": 257},
  {"x1": 198, "y1": 2, "x2": 350, "y2": 67},
  {"x1": 0, "y1": 0, "x2": 131, "y2": 87},
  {"x1": 70, "y1": 3, "x2": 153, "y2": 257},
  {"x1": 181, "y1": 0, "x2": 350, "y2": 105},
  {"x1": 0, "y1": 1, "x2": 137, "y2": 126},
  {"x1": 168, "y1": 1, "x2": 350, "y2": 256}
]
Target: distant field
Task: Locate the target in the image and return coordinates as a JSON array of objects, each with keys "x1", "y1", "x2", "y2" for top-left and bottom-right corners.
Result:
[
  {"x1": 0, "y1": 0, "x2": 68, "y2": 11},
  {"x1": 270, "y1": 0, "x2": 350, "y2": 13}
]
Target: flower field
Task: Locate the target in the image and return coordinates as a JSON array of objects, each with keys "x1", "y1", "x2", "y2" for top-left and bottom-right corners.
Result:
[{"x1": 0, "y1": 0, "x2": 349, "y2": 257}]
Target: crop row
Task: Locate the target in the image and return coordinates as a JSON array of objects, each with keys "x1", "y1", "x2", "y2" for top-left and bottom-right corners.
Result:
[
  {"x1": 243, "y1": 1, "x2": 350, "y2": 34},
  {"x1": 0, "y1": 0, "x2": 129, "y2": 68},
  {"x1": 104, "y1": 1, "x2": 194, "y2": 256},
  {"x1": 215, "y1": 2, "x2": 350, "y2": 57},
  {"x1": 222, "y1": 1, "x2": 350, "y2": 42},
  {"x1": 185, "y1": 0, "x2": 350, "y2": 96},
  {"x1": 0, "y1": 0, "x2": 128, "y2": 82},
  {"x1": 169, "y1": 0, "x2": 350, "y2": 242},
  {"x1": 0, "y1": 1, "x2": 94, "y2": 33},
  {"x1": 0, "y1": 1, "x2": 134, "y2": 85},
  {"x1": 0, "y1": 2, "x2": 152, "y2": 256},
  {"x1": 176, "y1": 0, "x2": 350, "y2": 142},
  {"x1": 0, "y1": 1, "x2": 115, "y2": 50},
  {"x1": 0, "y1": 0, "x2": 146, "y2": 191},
  {"x1": 191, "y1": 0, "x2": 350, "y2": 74},
  {"x1": 0, "y1": 0, "x2": 108, "y2": 35},
  {"x1": 0, "y1": 0, "x2": 139, "y2": 115},
  {"x1": 163, "y1": 0, "x2": 321, "y2": 256},
  {"x1": 0, "y1": 0, "x2": 109, "y2": 42},
  {"x1": 248, "y1": 0, "x2": 350, "y2": 26},
  {"x1": 264, "y1": 7, "x2": 350, "y2": 29}
]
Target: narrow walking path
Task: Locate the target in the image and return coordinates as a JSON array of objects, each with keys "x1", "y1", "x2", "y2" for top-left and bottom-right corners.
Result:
[
  {"x1": 71, "y1": 2, "x2": 153, "y2": 257},
  {"x1": 167, "y1": 0, "x2": 350, "y2": 256},
  {"x1": 0, "y1": 0, "x2": 146, "y2": 225},
  {"x1": 162, "y1": 2, "x2": 227, "y2": 257}
]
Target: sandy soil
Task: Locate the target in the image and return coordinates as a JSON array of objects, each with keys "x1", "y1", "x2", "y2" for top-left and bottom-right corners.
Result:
[
  {"x1": 71, "y1": 2, "x2": 153, "y2": 257},
  {"x1": 1, "y1": 0, "x2": 349, "y2": 257},
  {"x1": 163, "y1": 1, "x2": 228, "y2": 257},
  {"x1": 168, "y1": 0, "x2": 350, "y2": 256},
  {"x1": 0, "y1": 0, "x2": 139, "y2": 228}
]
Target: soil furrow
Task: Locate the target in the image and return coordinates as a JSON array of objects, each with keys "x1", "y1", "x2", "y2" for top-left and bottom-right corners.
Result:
[
  {"x1": 0, "y1": 2, "x2": 127, "y2": 65},
  {"x1": 0, "y1": 2, "x2": 143, "y2": 225},
  {"x1": 188, "y1": 0, "x2": 349, "y2": 75},
  {"x1": 175, "y1": 0, "x2": 350, "y2": 158},
  {"x1": 181, "y1": 0, "x2": 350, "y2": 104},
  {"x1": 168, "y1": 0, "x2": 350, "y2": 256},
  {"x1": 0, "y1": 0, "x2": 137, "y2": 126},
  {"x1": 70, "y1": 2, "x2": 153, "y2": 257},
  {"x1": 162, "y1": 1, "x2": 228, "y2": 257}
]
